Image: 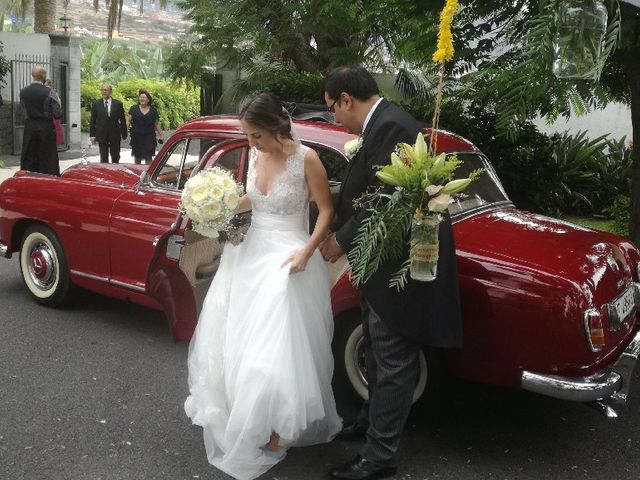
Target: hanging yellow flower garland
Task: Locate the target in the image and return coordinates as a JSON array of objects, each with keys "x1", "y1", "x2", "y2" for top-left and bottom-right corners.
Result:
[
  {"x1": 430, "y1": 0, "x2": 458, "y2": 153},
  {"x1": 432, "y1": 0, "x2": 458, "y2": 64}
]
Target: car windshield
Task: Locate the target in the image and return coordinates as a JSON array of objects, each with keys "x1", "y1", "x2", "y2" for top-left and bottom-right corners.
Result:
[{"x1": 446, "y1": 152, "x2": 511, "y2": 216}]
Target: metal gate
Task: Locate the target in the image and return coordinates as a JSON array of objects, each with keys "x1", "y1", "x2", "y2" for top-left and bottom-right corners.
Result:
[{"x1": 10, "y1": 54, "x2": 69, "y2": 155}]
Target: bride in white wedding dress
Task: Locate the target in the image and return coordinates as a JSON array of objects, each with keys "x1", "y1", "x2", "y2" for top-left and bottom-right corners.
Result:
[{"x1": 184, "y1": 93, "x2": 342, "y2": 480}]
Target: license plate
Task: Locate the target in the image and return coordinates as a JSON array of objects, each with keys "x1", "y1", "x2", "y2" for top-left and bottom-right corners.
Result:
[{"x1": 612, "y1": 285, "x2": 637, "y2": 328}]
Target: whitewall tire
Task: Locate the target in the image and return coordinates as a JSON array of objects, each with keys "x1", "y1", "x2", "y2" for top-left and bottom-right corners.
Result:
[
  {"x1": 334, "y1": 314, "x2": 429, "y2": 405},
  {"x1": 19, "y1": 225, "x2": 72, "y2": 307}
]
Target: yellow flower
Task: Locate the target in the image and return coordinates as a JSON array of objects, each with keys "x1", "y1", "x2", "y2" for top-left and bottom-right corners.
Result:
[{"x1": 432, "y1": 0, "x2": 458, "y2": 64}]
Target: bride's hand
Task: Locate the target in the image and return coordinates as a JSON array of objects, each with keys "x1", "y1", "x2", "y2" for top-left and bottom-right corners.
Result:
[{"x1": 282, "y1": 249, "x2": 311, "y2": 274}]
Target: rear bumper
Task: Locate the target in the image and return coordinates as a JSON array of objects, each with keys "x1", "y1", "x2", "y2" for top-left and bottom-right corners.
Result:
[
  {"x1": 521, "y1": 329, "x2": 640, "y2": 404},
  {"x1": 0, "y1": 240, "x2": 10, "y2": 258}
]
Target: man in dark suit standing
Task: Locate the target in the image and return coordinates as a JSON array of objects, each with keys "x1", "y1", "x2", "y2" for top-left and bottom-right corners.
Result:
[
  {"x1": 321, "y1": 66, "x2": 463, "y2": 480},
  {"x1": 89, "y1": 83, "x2": 127, "y2": 163},
  {"x1": 19, "y1": 66, "x2": 60, "y2": 175}
]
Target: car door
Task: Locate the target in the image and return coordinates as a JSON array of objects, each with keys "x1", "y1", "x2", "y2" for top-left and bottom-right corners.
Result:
[
  {"x1": 108, "y1": 135, "x2": 222, "y2": 304},
  {"x1": 147, "y1": 140, "x2": 249, "y2": 340}
]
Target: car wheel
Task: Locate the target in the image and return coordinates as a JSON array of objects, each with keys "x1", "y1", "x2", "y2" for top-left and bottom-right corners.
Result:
[
  {"x1": 333, "y1": 312, "x2": 430, "y2": 405},
  {"x1": 19, "y1": 225, "x2": 73, "y2": 307}
]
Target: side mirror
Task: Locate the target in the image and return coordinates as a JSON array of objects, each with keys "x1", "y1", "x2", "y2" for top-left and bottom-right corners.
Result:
[{"x1": 136, "y1": 170, "x2": 151, "y2": 194}]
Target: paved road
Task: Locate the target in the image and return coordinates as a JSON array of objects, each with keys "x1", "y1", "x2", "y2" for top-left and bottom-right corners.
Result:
[{"x1": 1, "y1": 256, "x2": 640, "y2": 480}]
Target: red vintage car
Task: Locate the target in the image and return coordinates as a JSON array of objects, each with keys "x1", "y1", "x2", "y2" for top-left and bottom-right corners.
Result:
[{"x1": 1, "y1": 116, "x2": 639, "y2": 416}]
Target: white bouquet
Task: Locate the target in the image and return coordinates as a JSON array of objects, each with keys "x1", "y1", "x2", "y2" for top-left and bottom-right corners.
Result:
[{"x1": 180, "y1": 166, "x2": 244, "y2": 238}]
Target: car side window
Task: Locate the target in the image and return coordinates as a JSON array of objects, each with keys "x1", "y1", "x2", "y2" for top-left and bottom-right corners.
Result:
[
  {"x1": 153, "y1": 139, "x2": 187, "y2": 189},
  {"x1": 214, "y1": 148, "x2": 243, "y2": 183},
  {"x1": 314, "y1": 146, "x2": 348, "y2": 184},
  {"x1": 153, "y1": 138, "x2": 220, "y2": 190},
  {"x1": 184, "y1": 139, "x2": 217, "y2": 185}
]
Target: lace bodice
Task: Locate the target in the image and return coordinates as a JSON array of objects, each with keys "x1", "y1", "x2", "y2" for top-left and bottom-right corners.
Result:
[{"x1": 247, "y1": 144, "x2": 310, "y2": 215}]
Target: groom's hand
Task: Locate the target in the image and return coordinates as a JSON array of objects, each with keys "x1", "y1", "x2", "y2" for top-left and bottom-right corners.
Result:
[{"x1": 320, "y1": 233, "x2": 343, "y2": 263}]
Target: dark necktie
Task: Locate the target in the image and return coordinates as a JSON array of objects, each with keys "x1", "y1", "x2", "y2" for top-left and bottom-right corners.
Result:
[{"x1": 104, "y1": 100, "x2": 109, "y2": 116}]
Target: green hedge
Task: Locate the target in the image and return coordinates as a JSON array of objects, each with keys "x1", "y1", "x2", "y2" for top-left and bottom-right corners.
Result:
[{"x1": 80, "y1": 79, "x2": 199, "y2": 132}]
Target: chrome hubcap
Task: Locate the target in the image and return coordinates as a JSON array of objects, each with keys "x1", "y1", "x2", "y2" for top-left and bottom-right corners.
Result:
[
  {"x1": 29, "y1": 242, "x2": 56, "y2": 290},
  {"x1": 354, "y1": 336, "x2": 368, "y2": 386}
]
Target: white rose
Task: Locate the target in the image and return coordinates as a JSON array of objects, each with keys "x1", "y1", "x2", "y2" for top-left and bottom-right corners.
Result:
[
  {"x1": 344, "y1": 137, "x2": 363, "y2": 159},
  {"x1": 221, "y1": 176, "x2": 236, "y2": 191},
  {"x1": 209, "y1": 185, "x2": 224, "y2": 201},
  {"x1": 185, "y1": 173, "x2": 205, "y2": 190},
  {"x1": 190, "y1": 183, "x2": 209, "y2": 203},
  {"x1": 202, "y1": 201, "x2": 222, "y2": 219},
  {"x1": 225, "y1": 191, "x2": 239, "y2": 210}
]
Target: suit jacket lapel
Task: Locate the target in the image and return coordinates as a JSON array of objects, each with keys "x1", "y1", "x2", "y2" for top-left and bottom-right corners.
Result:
[
  {"x1": 360, "y1": 99, "x2": 389, "y2": 146},
  {"x1": 337, "y1": 99, "x2": 390, "y2": 211}
]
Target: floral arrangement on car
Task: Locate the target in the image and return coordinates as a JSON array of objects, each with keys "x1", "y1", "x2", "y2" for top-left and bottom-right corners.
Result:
[
  {"x1": 180, "y1": 166, "x2": 244, "y2": 239},
  {"x1": 348, "y1": 132, "x2": 483, "y2": 290}
]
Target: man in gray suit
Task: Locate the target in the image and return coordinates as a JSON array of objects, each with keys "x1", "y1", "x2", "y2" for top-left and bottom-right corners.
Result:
[
  {"x1": 321, "y1": 66, "x2": 463, "y2": 480},
  {"x1": 89, "y1": 83, "x2": 127, "y2": 163},
  {"x1": 19, "y1": 66, "x2": 60, "y2": 175}
]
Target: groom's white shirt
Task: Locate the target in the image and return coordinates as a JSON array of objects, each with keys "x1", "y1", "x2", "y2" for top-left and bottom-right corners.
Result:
[{"x1": 362, "y1": 97, "x2": 384, "y2": 136}]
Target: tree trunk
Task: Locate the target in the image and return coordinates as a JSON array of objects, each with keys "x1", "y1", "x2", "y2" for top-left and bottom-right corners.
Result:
[
  {"x1": 34, "y1": 0, "x2": 56, "y2": 33},
  {"x1": 629, "y1": 45, "x2": 640, "y2": 246}
]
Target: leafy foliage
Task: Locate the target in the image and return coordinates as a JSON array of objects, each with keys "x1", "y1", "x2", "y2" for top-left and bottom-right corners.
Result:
[
  {"x1": 228, "y1": 68, "x2": 325, "y2": 105},
  {"x1": 163, "y1": 37, "x2": 215, "y2": 88},
  {"x1": 81, "y1": 38, "x2": 166, "y2": 83},
  {"x1": 348, "y1": 190, "x2": 415, "y2": 288},
  {"x1": 175, "y1": 0, "x2": 443, "y2": 96},
  {"x1": 607, "y1": 194, "x2": 631, "y2": 237}
]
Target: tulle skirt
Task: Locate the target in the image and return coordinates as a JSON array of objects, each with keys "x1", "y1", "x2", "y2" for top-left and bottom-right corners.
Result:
[{"x1": 184, "y1": 212, "x2": 342, "y2": 480}]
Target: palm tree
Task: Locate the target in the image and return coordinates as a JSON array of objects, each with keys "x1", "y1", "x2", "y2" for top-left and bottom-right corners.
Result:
[
  {"x1": 33, "y1": 0, "x2": 56, "y2": 33},
  {"x1": 1, "y1": 0, "x2": 168, "y2": 37},
  {"x1": 105, "y1": 0, "x2": 169, "y2": 40}
]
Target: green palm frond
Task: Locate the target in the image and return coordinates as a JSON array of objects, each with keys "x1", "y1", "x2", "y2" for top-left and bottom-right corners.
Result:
[{"x1": 348, "y1": 191, "x2": 415, "y2": 288}]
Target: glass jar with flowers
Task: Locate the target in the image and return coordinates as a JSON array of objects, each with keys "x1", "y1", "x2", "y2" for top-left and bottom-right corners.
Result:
[{"x1": 348, "y1": 132, "x2": 483, "y2": 290}]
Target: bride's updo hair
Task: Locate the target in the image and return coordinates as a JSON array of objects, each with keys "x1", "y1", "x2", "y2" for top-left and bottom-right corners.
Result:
[{"x1": 239, "y1": 93, "x2": 293, "y2": 141}]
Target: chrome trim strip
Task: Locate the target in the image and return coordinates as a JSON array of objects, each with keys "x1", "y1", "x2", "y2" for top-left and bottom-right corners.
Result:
[
  {"x1": 70, "y1": 270, "x2": 109, "y2": 283},
  {"x1": 70, "y1": 270, "x2": 146, "y2": 293},
  {"x1": 521, "y1": 330, "x2": 640, "y2": 404},
  {"x1": 0, "y1": 241, "x2": 10, "y2": 258},
  {"x1": 109, "y1": 279, "x2": 146, "y2": 293}
]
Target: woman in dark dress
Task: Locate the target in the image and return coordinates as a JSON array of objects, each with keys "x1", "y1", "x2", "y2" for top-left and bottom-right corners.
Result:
[{"x1": 127, "y1": 89, "x2": 163, "y2": 164}]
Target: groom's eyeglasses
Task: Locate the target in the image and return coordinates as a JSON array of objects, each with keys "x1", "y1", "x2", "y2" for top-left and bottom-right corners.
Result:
[{"x1": 327, "y1": 98, "x2": 338, "y2": 114}]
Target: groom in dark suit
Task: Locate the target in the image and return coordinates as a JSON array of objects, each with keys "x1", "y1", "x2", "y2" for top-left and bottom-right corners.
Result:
[
  {"x1": 321, "y1": 66, "x2": 463, "y2": 480},
  {"x1": 89, "y1": 83, "x2": 127, "y2": 163}
]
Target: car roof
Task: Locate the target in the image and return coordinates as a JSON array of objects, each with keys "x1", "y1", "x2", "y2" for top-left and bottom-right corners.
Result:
[{"x1": 177, "y1": 115, "x2": 478, "y2": 154}]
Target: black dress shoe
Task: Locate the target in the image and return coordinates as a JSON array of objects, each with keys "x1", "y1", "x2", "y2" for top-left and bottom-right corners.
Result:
[
  {"x1": 335, "y1": 422, "x2": 368, "y2": 441},
  {"x1": 330, "y1": 455, "x2": 397, "y2": 480}
]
